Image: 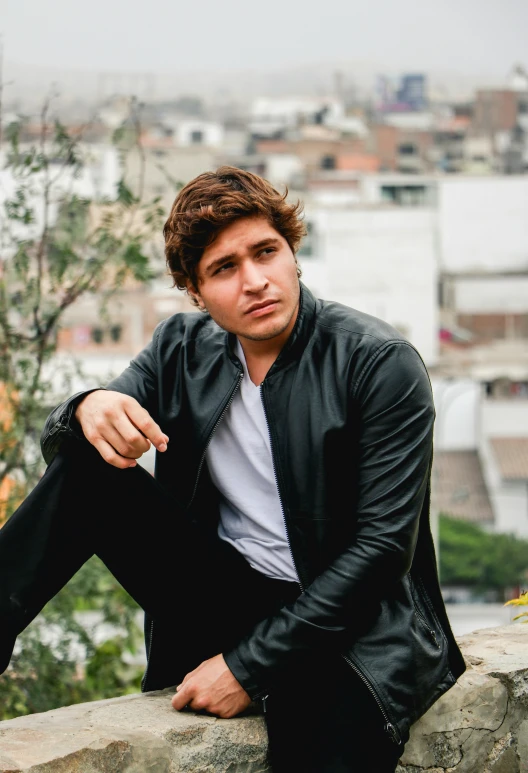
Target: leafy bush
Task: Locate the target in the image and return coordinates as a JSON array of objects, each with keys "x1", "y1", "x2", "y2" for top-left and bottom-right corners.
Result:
[
  {"x1": 439, "y1": 514, "x2": 528, "y2": 593},
  {"x1": 0, "y1": 100, "x2": 166, "y2": 717}
]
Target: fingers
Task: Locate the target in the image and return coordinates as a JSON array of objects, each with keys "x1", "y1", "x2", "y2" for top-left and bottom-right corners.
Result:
[
  {"x1": 171, "y1": 680, "x2": 250, "y2": 718},
  {"x1": 92, "y1": 438, "x2": 138, "y2": 469},
  {"x1": 170, "y1": 657, "x2": 251, "y2": 718},
  {"x1": 172, "y1": 682, "x2": 192, "y2": 711},
  {"x1": 76, "y1": 391, "x2": 169, "y2": 466},
  {"x1": 124, "y1": 401, "x2": 169, "y2": 453},
  {"x1": 111, "y1": 416, "x2": 152, "y2": 458}
]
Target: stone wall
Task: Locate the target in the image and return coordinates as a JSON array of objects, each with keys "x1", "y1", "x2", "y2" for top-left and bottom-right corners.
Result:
[
  {"x1": 397, "y1": 625, "x2": 528, "y2": 773},
  {"x1": 0, "y1": 624, "x2": 526, "y2": 772}
]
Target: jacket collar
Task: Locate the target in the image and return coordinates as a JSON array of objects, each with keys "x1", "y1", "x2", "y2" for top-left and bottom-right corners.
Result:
[{"x1": 226, "y1": 282, "x2": 318, "y2": 375}]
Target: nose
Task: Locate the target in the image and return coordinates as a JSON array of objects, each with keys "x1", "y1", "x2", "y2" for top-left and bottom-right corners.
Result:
[{"x1": 240, "y1": 259, "x2": 269, "y2": 293}]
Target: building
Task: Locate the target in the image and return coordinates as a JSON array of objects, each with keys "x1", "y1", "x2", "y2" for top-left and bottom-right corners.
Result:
[
  {"x1": 299, "y1": 200, "x2": 438, "y2": 365},
  {"x1": 431, "y1": 378, "x2": 528, "y2": 540}
]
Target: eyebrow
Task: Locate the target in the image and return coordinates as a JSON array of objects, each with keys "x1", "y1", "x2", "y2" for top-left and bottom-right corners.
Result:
[{"x1": 203, "y1": 237, "x2": 281, "y2": 276}]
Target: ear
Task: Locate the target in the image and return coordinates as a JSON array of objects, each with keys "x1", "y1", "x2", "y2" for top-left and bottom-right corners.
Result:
[{"x1": 186, "y1": 281, "x2": 206, "y2": 310}]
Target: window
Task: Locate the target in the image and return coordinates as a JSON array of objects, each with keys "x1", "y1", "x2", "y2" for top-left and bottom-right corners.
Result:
[
  {"x1": 321, "y1": 155, "x2": 336, "y2": 170},
  {"x1": 109, "y1": 324, "x2": 122, "y2": 342},
  {"x1": 190, "y1": 130, "x2": 204, "y2": 144},
  {"x1": 297, "y1": 221, "x2": 316, "y2": 258},
  {"x1": 398, "y1": 143, "x2": 417, "y2": 156},
  {"x1": 381, "y1": 185, "x2": 432, "y2": 206},
  {"x1": 90, "y1": 325, "x2": 123, "y2": 344},
  {"x1": 91, "y1": 327, "x2": 104, "y2": 344}
]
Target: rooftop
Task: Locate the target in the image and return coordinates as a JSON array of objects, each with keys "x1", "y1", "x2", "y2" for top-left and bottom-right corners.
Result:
[
  {"x1": 490, "y1": 437, "x2": 528, "y2": 480},
  {"x1": 431, "y1": 450, "x2": 494, "y2": 523}
]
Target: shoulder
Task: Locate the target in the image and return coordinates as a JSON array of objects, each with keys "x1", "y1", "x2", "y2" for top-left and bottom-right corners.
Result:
[
  {"x1": 314, "y1": 296, "x2": 408, "y2": 348},
  {"x1": 155, "y1": 310, "x2": 226, "y2": 351},
  {"x1": 310, "y1": 296, "x2": 430, "y2": 398}
]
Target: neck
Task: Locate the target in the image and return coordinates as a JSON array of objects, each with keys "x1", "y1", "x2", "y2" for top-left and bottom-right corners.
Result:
[
  {"x1": 237, "y1": 338, "x2": 283, "y2": 386},
  {"x1": 236, "y1": 288, "x2": 301, "y2": 385}
]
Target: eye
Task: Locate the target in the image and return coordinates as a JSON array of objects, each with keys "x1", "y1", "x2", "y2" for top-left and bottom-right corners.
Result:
[
  {"x1": 213, "y1": 261, "x2": 234, "y2": 275},
  {"x1": 260, "y1": 247, "x2": 276, "y2": 257}
]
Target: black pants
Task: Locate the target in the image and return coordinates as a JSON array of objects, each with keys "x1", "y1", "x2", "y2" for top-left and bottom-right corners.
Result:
[{"x1": 0, "y1": 441, "x2": 406, "y2": 772}]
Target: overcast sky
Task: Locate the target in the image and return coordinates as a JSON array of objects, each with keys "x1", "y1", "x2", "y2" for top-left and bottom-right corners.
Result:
[
  {"x1": 3, "y1": 0, "x2": 527, "y2": 76},
  {"x1": 1, "y1": 0, "x2": 527, "y2": 106}
]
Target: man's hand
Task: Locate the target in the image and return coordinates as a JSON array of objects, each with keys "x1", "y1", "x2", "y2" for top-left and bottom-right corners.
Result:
[
  {"x1": 171, "y1": 654, "x2": 252, "y2": 719},
  {"x1": 75, "y1": 390, "x2": 169, "y2": 469}
]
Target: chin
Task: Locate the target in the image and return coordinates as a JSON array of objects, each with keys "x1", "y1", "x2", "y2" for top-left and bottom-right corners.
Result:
[{"x1": 243, "y1": 321, "x2": 289, "y2": 342}]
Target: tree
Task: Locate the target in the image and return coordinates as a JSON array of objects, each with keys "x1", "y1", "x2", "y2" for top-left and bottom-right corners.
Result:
[
  {"x1": 439, "y1": 514, "x2": 528, "y2": 595},
  {"x1": 0, "y1": 99, "x2": 167, "y2": 718}
]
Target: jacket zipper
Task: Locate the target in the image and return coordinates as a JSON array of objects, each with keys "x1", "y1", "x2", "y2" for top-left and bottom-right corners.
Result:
[
  {"x1": 187, "y1": 371, "x2": 244, "y2": 510},
  {"x1": 47, "y1": 415, "x2": 69, "y2": 437},
  {"x1": 260, "y1": 384, "x2": 305, "y2": 594},
  {"x1": 408, "y1": 575, "x2": 440, "y2": 648},
  {"x1": 255, "y1": 384, "x2": 305, "y2": 713},
  {"x1": 341, "y1": 653, "x2": 402, "y2": 745},
  {"x1": 47, "y1": 410, "x2": 76, "y2": 441},
  {"x1": 142, "y1": 371, "x2": 243, "y2": 691},
  {"x1": 141, "y1": 618, "x2": 155, "y2": 691},
  {"x1": 416, "y1": 576, "x2": 444, "y2": 648},
  {"x1": 413, "y1": 603, "x2": 440, "y2": 648}
]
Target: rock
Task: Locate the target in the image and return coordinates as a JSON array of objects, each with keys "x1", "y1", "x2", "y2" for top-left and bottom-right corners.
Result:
[
  {"x1": 398, "y1": 624, "x2": 527, "y2": 773},
  {"x1": 0, "y1": 690, "x2": 270, "y2": 773},
  {"x1": 0, "y1": 625, "x2": 527, "y2": 772}
]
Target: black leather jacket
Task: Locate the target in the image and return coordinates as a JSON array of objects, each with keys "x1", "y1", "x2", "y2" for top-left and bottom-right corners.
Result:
[{"x1": 41, "y1": 283, "x2": 465, "y2": 743}]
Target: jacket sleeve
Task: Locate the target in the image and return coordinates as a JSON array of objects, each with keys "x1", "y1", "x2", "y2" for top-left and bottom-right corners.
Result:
[
  {"x1": 40, "y1": 321, "x2": 166, "y2": 465},
  {"x1": 223, "y1": 340, "x2": 435, "y2": 698}
]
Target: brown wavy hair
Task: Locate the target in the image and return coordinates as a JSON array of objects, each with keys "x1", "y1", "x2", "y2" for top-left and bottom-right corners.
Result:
[{"x1": 164, "y1": 166, "x2": 306, "y2": 304}]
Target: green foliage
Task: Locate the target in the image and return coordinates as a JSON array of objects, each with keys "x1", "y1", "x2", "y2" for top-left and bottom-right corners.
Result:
[
  {"x1": 0, "y1": 102, "x2": 163, "y2": 504},
  {"x1": 0, "y1": 558, "x2": 143, "y2": 720},
  {"x1": 439, "y1": 514, "x2": 528, "y2": 592},
  {"x1": 0, "y1": 99, "x2": 164, "y2": 716}
]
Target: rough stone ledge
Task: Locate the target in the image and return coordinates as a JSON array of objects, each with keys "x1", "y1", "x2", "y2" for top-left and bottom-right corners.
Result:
[
  {"x1": 397, "y1": 624, "x2": 528, "y2": 773},
  {"x1": 0, "y1": 625, "x2": 526, "y2": 773}
]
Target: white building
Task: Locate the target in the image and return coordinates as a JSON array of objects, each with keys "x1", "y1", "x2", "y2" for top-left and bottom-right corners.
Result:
[
  {"x1": 297, "y1": 173, "x2": 528, "y2": 374},
  {"x1": 438, "y1": 177, "x2": 528, "y2": 273},
  {"x1": 508, "y1": 64, "x2": 528, "y2": 93},
  {"x1": 381, "y1": 112, "x2": 435, "y2": 132},
  {"x1": 300, "y1": 205, "x2": 438, "y2": 365},
  {"x1": 163, "y1": 119, "x2": 224, "y2": 149},
  {"x1": 430, "y1": 378, "x2": 528, "y2": 539},
  {"x1": 248, "y1": 97, "x2": 367, "y2": 139},
  {"x1": 479, "y1": 398, "x2": 528, "y2": 538}
]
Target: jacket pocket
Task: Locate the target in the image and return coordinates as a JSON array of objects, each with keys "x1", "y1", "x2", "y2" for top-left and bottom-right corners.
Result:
[
  {"x1": 343, "y1": 574, "x2": 454, "y2": 736},
  {"x1": 408, "y1": 573, "x2": 441, "y2": 649}
]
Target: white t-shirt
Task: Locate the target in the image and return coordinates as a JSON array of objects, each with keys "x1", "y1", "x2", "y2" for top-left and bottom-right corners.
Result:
[{"x1": 205, "y1": 340, "x2": 298, "y2": 582}]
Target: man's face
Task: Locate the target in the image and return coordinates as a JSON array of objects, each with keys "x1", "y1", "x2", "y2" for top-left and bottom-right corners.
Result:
[{"x1": 189, "y1": 216, "x2": 300, "y2": 347}]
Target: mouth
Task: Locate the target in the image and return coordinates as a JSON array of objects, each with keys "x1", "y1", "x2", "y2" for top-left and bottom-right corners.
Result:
[{"x1": 245, "y1": 300, "x2": 279, "y2": 316}]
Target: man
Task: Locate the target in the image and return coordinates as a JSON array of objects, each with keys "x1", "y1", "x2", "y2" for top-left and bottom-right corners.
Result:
[{"x1": 0, "y1": 166, "x2": 465, "y2": 772}]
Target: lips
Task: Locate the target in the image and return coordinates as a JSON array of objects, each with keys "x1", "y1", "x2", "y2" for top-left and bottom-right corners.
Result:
[{"x1": 245, "y1": 299, "x2": 278, "y2": 315}]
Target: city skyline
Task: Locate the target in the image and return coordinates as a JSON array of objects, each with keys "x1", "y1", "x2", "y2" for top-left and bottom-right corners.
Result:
[{"x1": 2, "y1": 0, "x2": 527, "y2": 105}]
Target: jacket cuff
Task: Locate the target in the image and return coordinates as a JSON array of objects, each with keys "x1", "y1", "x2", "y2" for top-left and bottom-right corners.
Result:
[
  {"x1": 64, "y1": 389, "x2": 105, "y2": 436},
  {"x1": 40, "y1": 388, "x2": 106, "y2": 465},
  {"x1": 223, "y1": 648, "x2": 267, "y2": 700}
]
